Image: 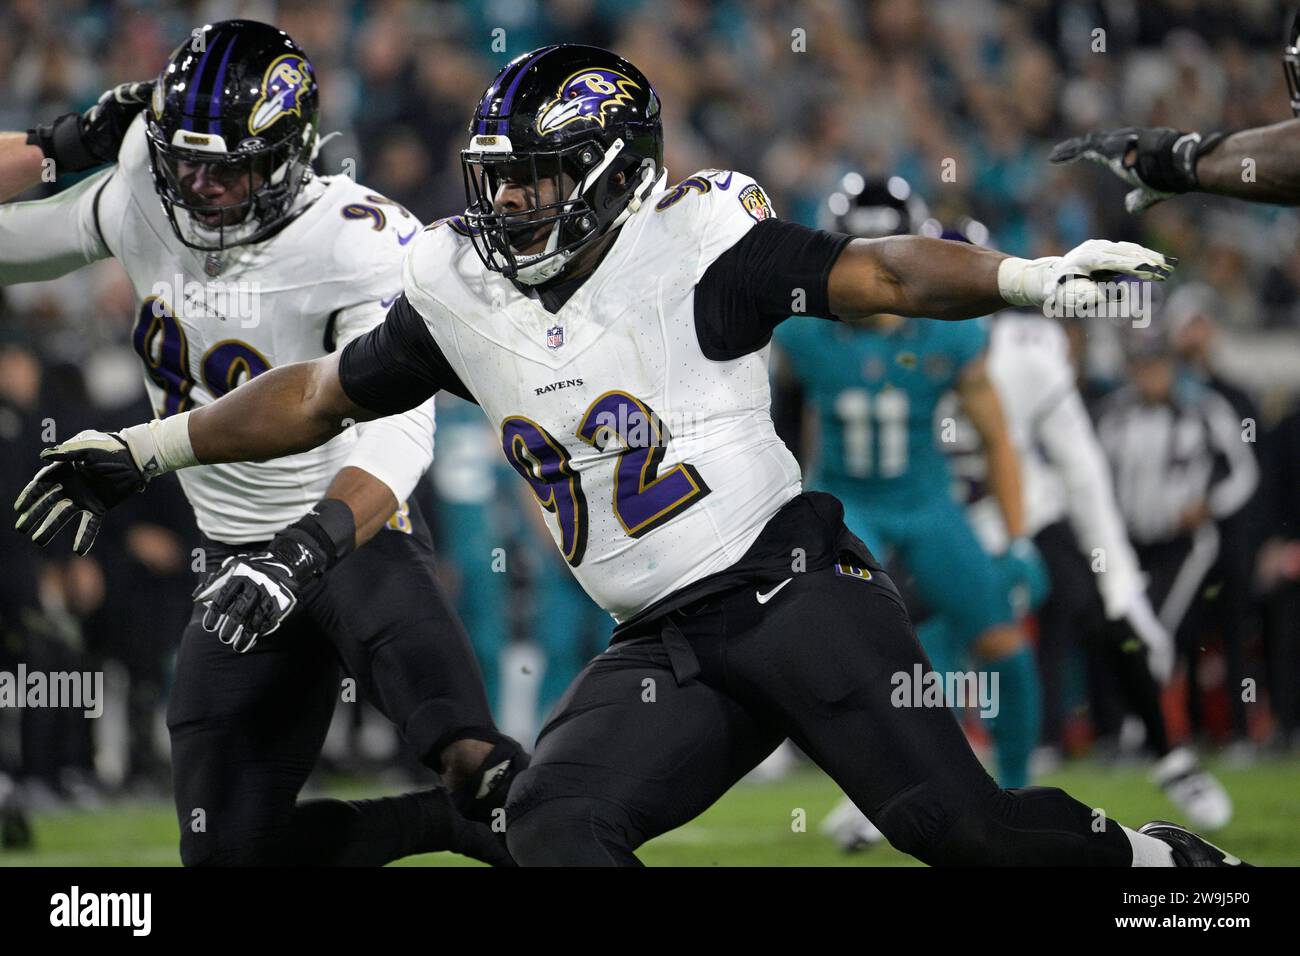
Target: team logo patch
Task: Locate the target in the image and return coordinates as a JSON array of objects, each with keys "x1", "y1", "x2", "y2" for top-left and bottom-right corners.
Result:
[
  {"x1": 834, "y1": 562, "x2": 874, "y2": 582},
  {"x1": 546, "y1": 325, "x2": 565, "y2": 350},
  {"x1": 535, "y1": 68, "x2": 640, "y2": 136},
  {"x1": 738, "y1": 182, "x2": 775, "y2": 222},
  {"x1": 249, "y1": 54, "x2": 314, "y2": 135}
]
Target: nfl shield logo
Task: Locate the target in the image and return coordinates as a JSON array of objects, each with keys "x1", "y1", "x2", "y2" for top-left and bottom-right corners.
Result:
[{"x1": 546, "y1": 325, "x2": 565, "y2": 350}]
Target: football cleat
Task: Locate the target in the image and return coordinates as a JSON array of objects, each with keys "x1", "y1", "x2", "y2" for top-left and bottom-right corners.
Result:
[
  {"x1": 1151, "y1": 747, "x2": 1233, "y2": 831},
  {"x1": 1138, "y1": 821, "x2": 1251, "y2": 867},
  {"x1": 820, "y1": 796, "x2": 886, "y2": 852}
]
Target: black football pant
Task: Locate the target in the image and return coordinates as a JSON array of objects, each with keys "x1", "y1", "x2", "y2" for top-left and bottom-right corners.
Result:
[
  {"x1": 167, "y1": 505, "x2": 503, "y2": 866},
  {"x1": 505, "y1": 563, "x2": 1132, "y2": 866}
]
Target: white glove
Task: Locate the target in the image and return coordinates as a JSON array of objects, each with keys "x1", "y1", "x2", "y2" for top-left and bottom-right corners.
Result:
[
  {"x1": 998, "y1": 239, "x2": 1175, "y2": 315},
  {"x1": 1116, "y1": 592, "x2": 1176, "y2": 685}
]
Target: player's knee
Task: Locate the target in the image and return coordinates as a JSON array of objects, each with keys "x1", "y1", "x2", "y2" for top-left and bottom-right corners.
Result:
[
  {"x1": 179, "y1": 828, "x2": 279, "y2": 867},
  {"x1": 506, "y1": 795, "x2": 639, "y2": 866},
  {"x1": 871, "y1": 781, "x2": 967, "y2": 863}
]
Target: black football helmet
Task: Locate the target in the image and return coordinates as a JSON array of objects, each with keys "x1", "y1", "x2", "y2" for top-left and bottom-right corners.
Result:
[
  {"x1": 145, "y1": 20, "x2": 319, "y2": 252},
  {"x1": 1285, "y1": 7, "x2": 1300, "y2": 116},
  {"x1": 819, "y1": 173, "x2": 931, "y2": 238},
  {"x1": 461, "y1": 44, "x2": 665, "y2": 284}
]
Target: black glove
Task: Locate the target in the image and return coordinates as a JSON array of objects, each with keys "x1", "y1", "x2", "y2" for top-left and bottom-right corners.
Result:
[
  {"x1": 13, "y1": 429, "x2": 148, "y2": 554},
  {"x1": 192, "y1": 499, "x2": 356, "y2": 653},
  {"x1": 1049, "y1": 126, "x2": 1226, "y2": 213},
  {"x1": 27, "y1": 80, "x2": 155, "y2": 173}
]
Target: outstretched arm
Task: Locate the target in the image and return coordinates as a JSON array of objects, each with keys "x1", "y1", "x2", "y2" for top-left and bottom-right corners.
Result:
[
  {"x1": 1193, "y1": 120, "x2": 1300, "y2": 203},
  {"x1": 1050, "y1": 119, "x2": 1300, "y2": 211},
  {"x1": 827, "y1": 235, "x2": 1172, "y2": 322},
  {"x1": 186, "y1": 352, "x2": 370, "y2": 466},
  {"x1": 14, "y1": 294, "x2": 456, "y2": 555},
  {"x1": 0, "y1": 133, "x2": 48, "y2": 201},
  {"x1": 0, "y1": 81, "x2": 154, "y2": 203}
]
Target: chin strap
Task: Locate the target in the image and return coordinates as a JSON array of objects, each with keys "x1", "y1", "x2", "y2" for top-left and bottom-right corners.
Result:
[{"x1": 513, "y1": 144, "x2": 664, "y2": 286}]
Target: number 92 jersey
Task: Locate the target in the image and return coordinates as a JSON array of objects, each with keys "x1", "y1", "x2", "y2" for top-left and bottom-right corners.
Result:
[
  {"x1": 89, "y1": 118, "x2": 422, "y2": 542},
  {"x1": 362, "y1": 170, "x2": 846, "y2": 623}
]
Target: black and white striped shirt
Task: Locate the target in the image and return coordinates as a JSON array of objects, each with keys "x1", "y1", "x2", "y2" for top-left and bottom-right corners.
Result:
[{"x1": 1096, "y1": 382, "x2": 1259, "y2": 545}]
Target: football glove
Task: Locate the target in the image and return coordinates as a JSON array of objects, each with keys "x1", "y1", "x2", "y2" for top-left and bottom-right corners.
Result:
[
  {"x1": 1048, "y1": 126, "x2": 1226, "y2": 214},
  {"x1": 27, "y1": 80, "x2": 155, "y2": 173},
  {"x1": 998, "y1": 238, "x2": 1175, "y2": 315},
  {"x1": 1110, "y1": 592, "x2": 1176, "y2": 685},
  {"x1": 192, "y1": 500, "x2": 356, "y2": 654},
  {"x1": 998, "y1": 537, "x2": 1051, "y2": 616},
  {"x1": 13, "y1": 429, "x2": 149, "y2": 554}
]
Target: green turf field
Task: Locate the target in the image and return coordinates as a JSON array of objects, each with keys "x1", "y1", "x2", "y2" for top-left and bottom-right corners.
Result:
[{"x1": 3, "y1": 757, "x2": 1297, "y2": 866}]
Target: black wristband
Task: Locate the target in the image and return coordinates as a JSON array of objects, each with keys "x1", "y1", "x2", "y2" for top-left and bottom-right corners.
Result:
[
  {"x1": 1134, "y1": 128, "x2": 1226, "y2": 194},
  {"x1": 286, "y1": 498, "x2": 357, "y2": 572},
  {"x1": 26, "y1": 112, "x2": 98, "y2": 172}
]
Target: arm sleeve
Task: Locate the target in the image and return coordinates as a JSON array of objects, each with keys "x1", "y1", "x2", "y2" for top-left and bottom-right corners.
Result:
[
  {"x1": 1037, "y1": 387, "x2": 1146, "y2": 618},
  {"x1": 693, "y1": 218, "x2": 853, "y2": 360},
  {"x1": 1203, "y1": 391, "x2": 1259, "y2": 519},
  {"x1": 329, "y1": 300, "x2": 437, "y2": 505},
  {"x1": 338, "y1": 293, "x2": 475, "y2": 414},
  {"x1": 0, "y1": 166, "x2": 117, "y2": 284}
]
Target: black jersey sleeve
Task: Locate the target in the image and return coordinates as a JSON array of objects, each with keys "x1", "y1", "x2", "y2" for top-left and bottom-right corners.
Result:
[
  {"x1": 693, "y1": 218, "x2": 854, "y2": 361},
  {"x1": 338, "y1": 294, "x2": 476, "y2": 412}
]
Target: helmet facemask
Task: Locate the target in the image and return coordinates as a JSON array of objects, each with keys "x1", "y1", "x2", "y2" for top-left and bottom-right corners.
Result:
[
  {"x1": 461, "y1": 133, "x2": 660, "y2": 285},
  {"x1": 145, "y1": 122, "x2": 317, "y2": 252}
]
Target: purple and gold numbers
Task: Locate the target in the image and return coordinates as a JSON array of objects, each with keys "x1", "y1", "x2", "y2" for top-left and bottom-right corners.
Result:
[
  {"x1": 131, "y1": 298, "x2": 273, "y2": 418},
  {"x1": 132, "y1": 297, "x2": 193, "y2": 418},
  {"x1": 501, "y1": 392, "x2": 710, "y2": 567},
  {"x1": 577, "y1": 391, "x2": 709, "y2": 537},
  {"x1": 501, "y1": 416, "x2": 589, "y2": 565}
]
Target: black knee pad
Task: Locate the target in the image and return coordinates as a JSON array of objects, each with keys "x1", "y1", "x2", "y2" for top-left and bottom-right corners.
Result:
[
  {"x1": 871, "y1": 780, "x2": 966, "y2": 863},
  {"x1": 505, "y1": 795, "x2": 641, "y2": 867}
]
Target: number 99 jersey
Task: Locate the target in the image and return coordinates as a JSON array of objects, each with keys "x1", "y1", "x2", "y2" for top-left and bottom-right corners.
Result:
[{"x1": 77, "y1": 117, "x2": 426, "y2": 542}]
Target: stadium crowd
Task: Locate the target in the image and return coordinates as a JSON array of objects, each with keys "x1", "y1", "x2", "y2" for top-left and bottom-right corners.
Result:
[{"x1": 0, "y1": 0, "x2": 1297, "y2": 826}]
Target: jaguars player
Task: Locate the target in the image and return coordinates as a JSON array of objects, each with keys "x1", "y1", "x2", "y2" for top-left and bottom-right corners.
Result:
[
  {"x1": 15, "y1": 44, "x2": 1244, "y2": 866},
  {"x1": 0, "y1": 20, "x2": 522, "y2": 866},
  {"x1": 1050, "y1": 8, "x2": 1300, "y2": 208}
]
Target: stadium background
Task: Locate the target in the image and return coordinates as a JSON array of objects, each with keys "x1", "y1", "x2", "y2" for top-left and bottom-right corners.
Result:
[{"x1": 0, "y1": 0, "x2": 1298, "y2": 865}]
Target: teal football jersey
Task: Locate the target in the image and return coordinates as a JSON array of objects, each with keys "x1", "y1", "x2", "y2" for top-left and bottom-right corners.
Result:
[{"x1": 775, "y1": 316, "x2": 988, "y2": 505}]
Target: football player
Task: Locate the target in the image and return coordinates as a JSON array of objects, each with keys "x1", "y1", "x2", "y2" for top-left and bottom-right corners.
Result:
[
  {"x1": 0, "y1": 20, "x2": 523, "y2": 866},
  {"x1": 1049, "y1": 8, "x2": 1300, "y2": 209},
  {"x1": 14, "y1": 44, "x2": 1244, "y2": 866}
]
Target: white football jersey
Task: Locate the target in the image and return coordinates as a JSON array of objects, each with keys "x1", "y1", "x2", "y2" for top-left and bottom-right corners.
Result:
[
  {"x1": 403, "y1": 171, "x2": 802, "y2": 621},
  {"x1": 25, "y1": 118, "x2": 431, "y2": 542}
]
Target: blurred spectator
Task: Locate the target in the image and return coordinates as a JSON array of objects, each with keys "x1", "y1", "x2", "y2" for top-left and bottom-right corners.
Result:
[{"x1": 1096, "y1": 325, "x2": 1260, "y2": 747}]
